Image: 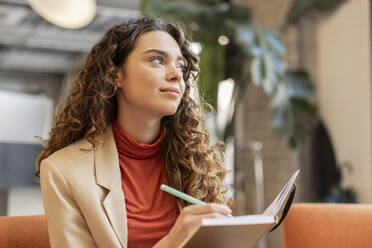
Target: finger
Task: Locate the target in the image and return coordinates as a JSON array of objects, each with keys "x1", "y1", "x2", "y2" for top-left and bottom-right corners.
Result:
[
  {"x1": 188, "y1": 212, "x2": 229, "y2": 226},
  {"x1": 197, "y1": 212, "x2": 229, "y2": 219},
  {"x1": 182, "y1": 212, "x2": 229, "y2": 232},
  {"x1": 182, "y1": 203, "x2": 231, "y2": 216}
]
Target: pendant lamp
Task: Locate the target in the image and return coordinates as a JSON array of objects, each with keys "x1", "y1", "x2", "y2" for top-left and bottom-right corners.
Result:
[{"x1": 26, "y1": 0, "x2": 96, "y2": 29}]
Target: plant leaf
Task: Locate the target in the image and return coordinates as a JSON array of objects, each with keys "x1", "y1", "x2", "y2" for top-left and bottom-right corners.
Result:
[
  {"x1": 251, "y1": 55, "x2": 263, "y2": 86},
  {"x1": 264, "y1": 30, "x2": 285, "y2": 56},
  {"x1": 284, "y1": 70, "x2": 314, "y2": 99}
]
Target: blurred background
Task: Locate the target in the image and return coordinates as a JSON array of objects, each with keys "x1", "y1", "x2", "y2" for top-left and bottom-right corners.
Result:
[{"x1": 0, "y1": 0, "x2": 370, "y2": 247}]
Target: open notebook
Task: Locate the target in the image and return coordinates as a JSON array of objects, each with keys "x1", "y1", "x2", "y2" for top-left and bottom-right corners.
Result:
[{"x1": 184, "y1": 170, "x2": 300, "y2": 248}]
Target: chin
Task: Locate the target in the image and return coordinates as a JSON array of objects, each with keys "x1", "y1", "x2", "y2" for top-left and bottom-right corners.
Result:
[
  {"x1": 162, "y1": 108, "x2": 178, "y2": 116},
  {"x1": 153, "y1": 101, "x2": 181, "y2": 117},
  {"x1": 159, "y1": 105, "x2": 179, "y2": 117}
]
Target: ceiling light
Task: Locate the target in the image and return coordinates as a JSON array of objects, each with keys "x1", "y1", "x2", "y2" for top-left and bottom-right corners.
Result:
[{"x1": 26, "y1": 0, "x2": 96, "y2": 29}]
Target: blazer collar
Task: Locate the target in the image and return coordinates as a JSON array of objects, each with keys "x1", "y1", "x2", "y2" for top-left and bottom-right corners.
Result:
[
  {"x1": 95, "y1": 125, "x2": 121, "y2": 190},
  {"x1": 94, "y1": 125, "x2": 127, "y2": 248}
]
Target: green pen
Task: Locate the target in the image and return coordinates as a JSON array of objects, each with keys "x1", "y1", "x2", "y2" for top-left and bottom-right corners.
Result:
[{"x1": 160, "y1": 184, "x2": 233, "y2": 218}]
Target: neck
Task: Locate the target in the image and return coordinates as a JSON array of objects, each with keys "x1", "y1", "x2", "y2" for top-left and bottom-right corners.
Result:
[{"x1": 116, "y1": 107, "x2": 162, "y2": 145}]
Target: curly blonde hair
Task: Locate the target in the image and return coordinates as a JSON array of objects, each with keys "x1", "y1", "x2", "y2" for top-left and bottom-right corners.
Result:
[{"x1": 36, "y1": 16, "x2": 232, "y2": 208}]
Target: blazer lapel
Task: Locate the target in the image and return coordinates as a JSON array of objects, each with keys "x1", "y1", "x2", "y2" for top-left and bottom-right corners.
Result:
[{"x1": 94, "y1": 125, "x2": 127, "y2": 248}]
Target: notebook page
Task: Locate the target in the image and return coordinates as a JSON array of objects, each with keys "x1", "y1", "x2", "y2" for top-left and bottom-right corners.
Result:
[
  {"x1": 201, "y1": 215, "x2": 275, "y2": 226},
  {"x1": 273, "y1": 170, "x2": 300, "y2": 213}
]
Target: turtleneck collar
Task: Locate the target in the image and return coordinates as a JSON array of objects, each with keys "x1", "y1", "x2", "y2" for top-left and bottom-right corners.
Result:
[{"x1": 111, "y1": 119, "x2": 164, "y2": 159}]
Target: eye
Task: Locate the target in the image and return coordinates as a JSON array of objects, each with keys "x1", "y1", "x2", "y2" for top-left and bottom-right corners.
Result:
[
  {"x1": 177, "y1": 64, "x2": 186, "y2": 72},
  {"x1": 149, "y1": 56, "x2": 164, "y2": 65}
]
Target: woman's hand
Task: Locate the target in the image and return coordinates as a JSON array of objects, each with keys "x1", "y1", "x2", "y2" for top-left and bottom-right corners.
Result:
[{"x1": 161, "y1": 203, "x2": 232, "y2": 248}]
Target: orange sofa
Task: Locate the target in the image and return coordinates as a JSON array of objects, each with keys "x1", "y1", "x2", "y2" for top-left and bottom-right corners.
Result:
[
  {"x1": 283, "y1": 203, "x2": 372, "y2": 248},
  {"x1": 0, "y1": 215, "x2": 50, "y2": 248}
]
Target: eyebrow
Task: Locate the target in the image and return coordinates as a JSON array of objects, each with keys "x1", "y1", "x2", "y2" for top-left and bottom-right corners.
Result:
[{"x1": 143, "y1": 49, "x2": 186, "y2": 64}]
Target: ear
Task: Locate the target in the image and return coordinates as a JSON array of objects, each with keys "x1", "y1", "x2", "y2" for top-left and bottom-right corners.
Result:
[{"x1": 115, "y1": 66, "x2": 123, "y2": 88}]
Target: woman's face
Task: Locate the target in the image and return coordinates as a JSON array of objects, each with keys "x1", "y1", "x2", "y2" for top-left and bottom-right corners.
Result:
[{"x1": 116, "y1": 30, "x2": 186, "y2": 118}]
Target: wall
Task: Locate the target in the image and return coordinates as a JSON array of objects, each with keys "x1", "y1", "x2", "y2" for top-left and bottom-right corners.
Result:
[{"x1": 315, "y1": 0, "x2": 372, "y2": 202}]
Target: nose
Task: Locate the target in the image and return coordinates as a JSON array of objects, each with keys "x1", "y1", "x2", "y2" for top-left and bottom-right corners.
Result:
[{"x1": 166, "y1": 64, "x2": 183, "y2": 83}]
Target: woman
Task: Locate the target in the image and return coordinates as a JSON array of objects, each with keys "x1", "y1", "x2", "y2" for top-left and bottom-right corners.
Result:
[{"x1": 36, "y1": 16, "x2": 233, "y2": 248}]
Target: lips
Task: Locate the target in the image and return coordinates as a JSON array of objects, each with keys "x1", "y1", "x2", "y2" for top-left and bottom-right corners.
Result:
[{"x1": 160, "y1": 87, "x2": 180, "y2": 95}]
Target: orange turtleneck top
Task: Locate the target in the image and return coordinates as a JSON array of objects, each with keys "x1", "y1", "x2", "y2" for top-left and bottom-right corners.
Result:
[{"x1": 111, "y1": 120, "x2": 179, "y2": 248}]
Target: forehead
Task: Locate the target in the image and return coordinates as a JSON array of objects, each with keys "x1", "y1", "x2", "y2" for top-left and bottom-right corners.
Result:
[{"x1": 133, "y1": 31, "x2": 182, "y2": 56}]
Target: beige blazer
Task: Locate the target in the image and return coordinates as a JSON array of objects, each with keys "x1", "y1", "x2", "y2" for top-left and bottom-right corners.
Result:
[{"x1": 40, "y1": 126, "x2": 181, "y2": 248}]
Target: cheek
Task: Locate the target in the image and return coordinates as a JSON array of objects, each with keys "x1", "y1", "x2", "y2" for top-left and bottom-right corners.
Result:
[
  {"x1": 180, "y1": 80, "x2": 186, "y2": 94},
  {"x1": 127, "y1": 69, "x2": 163, "y2": 93},
  {"x1": 137, "y1": 67, "x2": 165, "y2": 87},
  {"x1": 123, "y1": 75, "x2": 166, "y2": 109},
  {"x1": 181, "y1": 82, "x2": 188, "y2": 100}
]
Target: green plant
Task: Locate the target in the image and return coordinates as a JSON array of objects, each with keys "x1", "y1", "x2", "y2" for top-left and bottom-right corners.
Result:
[{"x1": 142, "y1": 0, "x2": 318, "y2": 147}]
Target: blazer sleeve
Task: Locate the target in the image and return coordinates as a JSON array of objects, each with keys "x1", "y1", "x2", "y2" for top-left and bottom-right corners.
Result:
[{"x1": 40, "y1": 160, "x2": 98, "y2": 248}]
